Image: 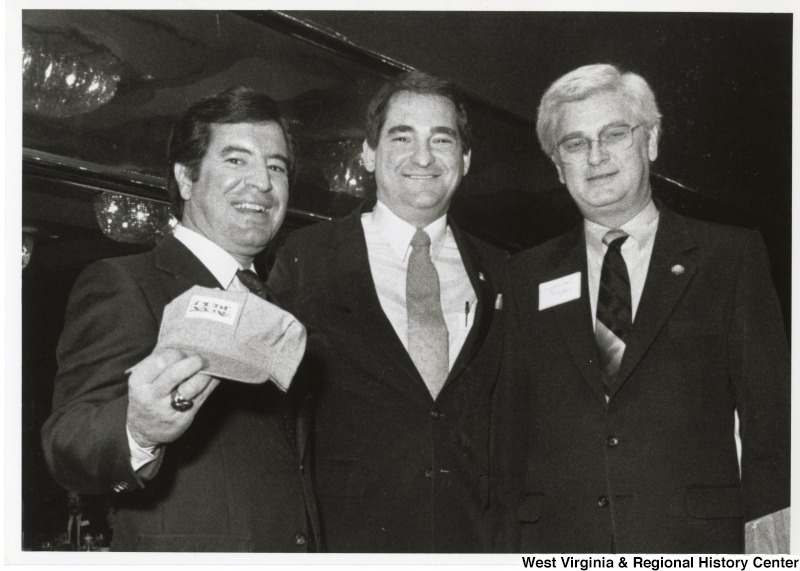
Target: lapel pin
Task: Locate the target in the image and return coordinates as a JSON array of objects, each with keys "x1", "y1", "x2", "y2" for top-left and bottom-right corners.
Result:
[
  {"x1": 478, "y1": 271, "x2": 485, "y2": 282},
  {"x1": 671, "y1": 264, "x2": 685, "y2": 275}
]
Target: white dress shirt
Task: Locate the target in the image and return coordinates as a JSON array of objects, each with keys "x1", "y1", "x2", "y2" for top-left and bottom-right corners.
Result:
[
  {"x1": 128, "y1": 224, "x2": 258, "y2": 470},
  {"x1": 361, "y1": 201, "x2": 477, "y2": 370},
  {"x1": 585, "y1": 200, "x2": 660, "y2": 327}
]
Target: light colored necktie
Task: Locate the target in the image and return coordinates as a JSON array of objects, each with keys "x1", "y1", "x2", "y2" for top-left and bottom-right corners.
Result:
[
  {"x1": 407, "y1": 229, "x2": 449, "y2": 398},
  {"x1": 595, "y1": 229, "x2": 631, "y2": 397}
]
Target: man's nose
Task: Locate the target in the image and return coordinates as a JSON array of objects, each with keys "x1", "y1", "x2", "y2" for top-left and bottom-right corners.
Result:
[
  {"x1": 247, "y1": 161, "x2": 273, "y2": 191},
  {"x1": 586, "y1": 139, "x2": 610, "y2": 165},
  {"x1": 411, "y1": 141, "x2": 434, "y2": 166}
]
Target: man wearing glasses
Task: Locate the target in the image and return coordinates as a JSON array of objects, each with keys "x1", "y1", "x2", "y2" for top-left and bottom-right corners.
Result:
[{"x1": 494, "y1": 64, "x2": 789, "y2": 553}]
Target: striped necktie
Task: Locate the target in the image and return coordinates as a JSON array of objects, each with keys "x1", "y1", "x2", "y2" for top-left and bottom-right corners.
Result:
[
  {"x1": 595, "y1": 230, "x2": 631, "y2": 397},
  {"x1": 407, "y1": 229, "x2": 449, "y2": 398}
]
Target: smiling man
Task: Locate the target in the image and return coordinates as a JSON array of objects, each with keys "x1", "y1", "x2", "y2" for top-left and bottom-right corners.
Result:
[
  {"x1": 494, "y1": 64, "x2": 790, "y2": 553},
  {"x1": 42, "y1": 87, "x2": 319, "y2": 552},
  {"x1": 268, "y1": 71, "x2": 507, "y2": 552}
]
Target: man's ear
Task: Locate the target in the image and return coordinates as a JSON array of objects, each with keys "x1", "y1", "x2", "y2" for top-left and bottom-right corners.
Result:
[
  {"x1": 647, "y1": 126, "x2": 659, "y2": 162},
  {"x1": 462, "y1": 149, "x2": 472, "y2": 176},
  {"x1": 174, "y1": 163, "x2": 194, "y2": 200},
  {"x1": 552, "y1": 155, "x2": 565, "y2": 184},
  {"x1": 362, "y1": 140, "x2": 376, "y2": 173}
]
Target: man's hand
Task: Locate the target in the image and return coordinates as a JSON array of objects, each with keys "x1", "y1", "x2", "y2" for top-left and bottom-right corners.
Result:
[{"x1": 126, "y1": 348, "x2": 220, "y2": 448}]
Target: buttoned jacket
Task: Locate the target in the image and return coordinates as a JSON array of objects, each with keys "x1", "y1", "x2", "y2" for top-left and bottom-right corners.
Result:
[
  {"x1": 494, "y1": 207, "x2": 790, "y2": 553},
  {"x1": 268, "y1": 207, "x2": 508, "y2": 553}
]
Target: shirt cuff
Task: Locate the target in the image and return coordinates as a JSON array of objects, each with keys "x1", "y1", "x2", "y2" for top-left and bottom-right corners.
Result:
[
  {"x1": 127, "y1": 425, "x2": 159, "y2": 472},
  {"x1": 745, "y1": 507, "x2": 790, "y2": 554}
]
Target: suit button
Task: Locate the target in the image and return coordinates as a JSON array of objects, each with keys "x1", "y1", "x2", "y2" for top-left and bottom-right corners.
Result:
[
  {"x1": 430, "y1": 409, "x2": 441, "y2": 419},
  {"x1": 425, "y1": 468, "x2": 433, "y2": 478},
  {"x1": 606, "y1": 436, "x2": 619, "y2": 448},
  {"x1": 597, "y1": 496, "x2": 609, "y2": 508},
  {"x1": 294, "y1": 533, "x2": 307, "y2": 546},
  {"x1": 112, "y1": 481, "x2": 129, "y2": 493}
]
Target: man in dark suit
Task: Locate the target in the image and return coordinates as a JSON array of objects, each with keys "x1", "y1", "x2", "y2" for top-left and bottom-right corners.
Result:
[
  {"x1": 41, "y1": 87, "x2": 319, "y2": 552},
  {"x1": 495, "y1": 64, "x2": 789, "y2": 553},
  {"x1": 53, "y1": 491, "x2": 111, "y2": 551},
  {"x1": 268, "y1": 72, "x2": 507, "y2": 552}
]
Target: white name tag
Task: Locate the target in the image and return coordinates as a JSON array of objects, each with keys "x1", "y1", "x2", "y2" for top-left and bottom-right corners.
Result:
[
  {"x1": 539, "y1": 272, "x2": 581, "y2": 310},
  {"x1": 185, "y1": 295, "x2": 241, "y2": 325}
]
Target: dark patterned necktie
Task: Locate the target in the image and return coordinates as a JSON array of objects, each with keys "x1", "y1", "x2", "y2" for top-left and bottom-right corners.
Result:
[
  {"x1": 595, "y1": 230, "x2": 631, "y2": 397},
  {"x1": 236, "y1": 268, "x2": 269, "y2": 300}
]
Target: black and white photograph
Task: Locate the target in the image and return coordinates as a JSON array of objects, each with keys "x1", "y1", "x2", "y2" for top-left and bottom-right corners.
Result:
[{"x1": 6, "y1": 1, "x2": 795, "y2": 567}]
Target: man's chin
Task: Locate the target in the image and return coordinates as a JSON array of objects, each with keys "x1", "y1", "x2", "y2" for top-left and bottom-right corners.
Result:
[{"x1": 232, "y1": 228, "x2": 276, "y2": 251}]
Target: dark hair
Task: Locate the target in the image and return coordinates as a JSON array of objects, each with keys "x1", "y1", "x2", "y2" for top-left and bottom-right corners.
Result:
[
  {"x1": 166, "y1": 86, "x2": 293, "y2": 219},
  {"x1": 364, "y1": 71, "x2": 472, "y2": 152}
]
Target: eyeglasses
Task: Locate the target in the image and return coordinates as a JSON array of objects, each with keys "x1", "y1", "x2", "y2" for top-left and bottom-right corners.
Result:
[{"x1": 556, "y1": 124, "x2": 642, "y2": 164}]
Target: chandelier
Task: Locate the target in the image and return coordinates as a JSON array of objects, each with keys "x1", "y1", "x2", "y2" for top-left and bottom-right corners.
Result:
[
  {"x1": 23, "y1": 26, "x2": 121, "y2": 118},
  {"x1": 93, "y1": 193, "x2": 176, "y2": 246}
]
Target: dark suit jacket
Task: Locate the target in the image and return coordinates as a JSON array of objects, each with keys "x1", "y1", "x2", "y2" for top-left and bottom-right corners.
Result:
[
  {"x1": 41, "y1": 235, "x2": 320, "y2": 552},
  {"x1": 268, "y1": 207, "x2": 508, "y2": 552},
  {"x1": 494, "y1": 206, "x2": 790, "y2": 553}
]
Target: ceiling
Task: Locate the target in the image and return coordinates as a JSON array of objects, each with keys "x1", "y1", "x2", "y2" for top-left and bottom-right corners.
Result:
[{"x1": 286, "y1": 10, "x2": 792, "y2": 227}]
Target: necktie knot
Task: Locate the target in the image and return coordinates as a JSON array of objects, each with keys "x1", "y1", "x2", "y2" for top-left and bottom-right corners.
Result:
[
  {"x1": 236, "y1": 269, "x2": 269, "y2": 300},
  {"x1": 603, "y1": 229, "x2": 629, "y2": 250},
  {"x1": 410, "y1": 229, "x2": 432, "y2": 251}
]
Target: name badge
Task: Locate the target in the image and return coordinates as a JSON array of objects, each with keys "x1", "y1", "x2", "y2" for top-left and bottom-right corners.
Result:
[{"x1": 539, "y1": 272, "x2": 581, "y2": 310}]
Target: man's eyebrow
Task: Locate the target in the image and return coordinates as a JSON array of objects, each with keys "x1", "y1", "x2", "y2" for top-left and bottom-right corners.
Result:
[
  {"x1": 385, "y1": 125, "x2": 458, "y2": 138},
  {"x1": 219, "y1": 146, "x2": 289, "y2": 165},
  {"x1": 431, "y1": 126, "x2": 458, "y2": 138},
  {"x1": 219, "y1": 145, "x2": 253, "y2": 155},
  {"x1": 270, "y1": 153, "x2": 290, "y2": 166},
  {"x1": 386, "y1": 125, "x2": 414, "y2": 136},
  {"x1": 557, "y1": 121, "x2": 631, "y2": 142}
]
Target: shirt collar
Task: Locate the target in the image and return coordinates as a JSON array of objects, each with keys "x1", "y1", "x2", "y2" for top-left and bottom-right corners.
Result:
[
  {"x1": 371, "y1": 200, "x2": 447, "y2": 262},
  {"x1": 584, "y1": 199, "x2": 659, "y2": 252},
  {"x1": 173, "y1": 224, "x2": 253, "y2": 289}
]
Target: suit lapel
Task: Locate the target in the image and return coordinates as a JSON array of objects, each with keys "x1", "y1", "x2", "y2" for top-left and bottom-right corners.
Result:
[
  {"x1": 610, "y1": 207, "x2": 698, "y2": 398},
  {"x1": 444, "y1": 221, "x2": 497, "y2": 388},
  {"x1": 154, "y1": 234, "x2": 301, "y2": 454},
  {"x1": 332, "y1": 211, "x2": 432, "y2": 407},
  {"x1": 154, "y1": 234, "x2": 222, "y2": 296},
  {"x1": 545, "y1": 225, "x2": 606, "y2": 403}
]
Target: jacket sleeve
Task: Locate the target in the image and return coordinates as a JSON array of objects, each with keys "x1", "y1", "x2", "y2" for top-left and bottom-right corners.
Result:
[
  {"x1": 41, "y1": 259, "x2": 161, "y2": 495},
  {"x1": 729, "y1": 231, "x2": 790, "y2": 524}
]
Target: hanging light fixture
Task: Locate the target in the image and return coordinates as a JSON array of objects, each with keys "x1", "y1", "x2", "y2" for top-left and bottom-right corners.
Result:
[
  {"x1": 93, "y1": 193, "x2": 176, "y2": 246},
  {"x1": 318, "y1": 139, "x2": 370, "y2": 198},
  {"x1": 23, "y1": 26, "x2": 121, "y2": 118},
  {"x1": 22, "y1": 233, "x2": 35, "y2": 270}
]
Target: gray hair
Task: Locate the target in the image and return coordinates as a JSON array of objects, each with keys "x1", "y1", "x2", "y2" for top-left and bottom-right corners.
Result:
[{"x1": 536, "y1": 63, "x2": 662, "y2": 156}]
